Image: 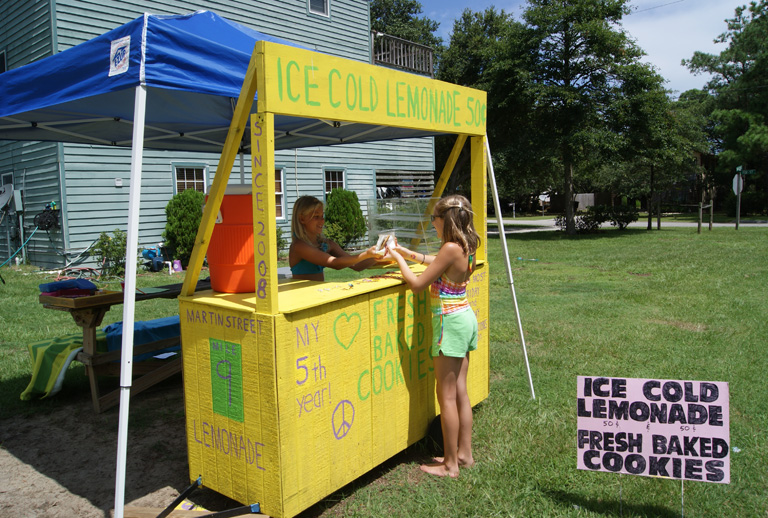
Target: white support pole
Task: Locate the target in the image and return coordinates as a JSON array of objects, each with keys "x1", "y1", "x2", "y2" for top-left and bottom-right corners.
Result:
[
  {"x1": 485, "y1": 137, "x2": 535, "y2": 399},
  {"x1": 114, "y1": 84, "x2": 147, "y2": 518}
]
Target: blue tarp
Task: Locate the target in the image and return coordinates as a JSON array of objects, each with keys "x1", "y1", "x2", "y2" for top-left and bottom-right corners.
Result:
[{"x1": 0, "y1": 10, "x2": 437, "y2": 151}]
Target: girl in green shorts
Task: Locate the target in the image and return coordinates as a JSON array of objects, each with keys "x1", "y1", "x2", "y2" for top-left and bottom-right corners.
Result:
[{"x1": 387, "y1": 194, "x2": 480, "y2": 478}]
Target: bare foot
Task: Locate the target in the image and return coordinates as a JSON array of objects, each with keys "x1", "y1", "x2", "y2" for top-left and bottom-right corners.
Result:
[
  {"x1": 420, "y1": 462, "x2": 459, "y2": 478},
  {"x1": 432, "y1": 456, "x2": 475, "y2": 468}
]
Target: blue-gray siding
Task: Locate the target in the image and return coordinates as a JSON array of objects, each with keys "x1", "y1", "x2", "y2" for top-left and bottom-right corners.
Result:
[{"x1": 0, "y1": 0, "x2": 435, "y2": 268}]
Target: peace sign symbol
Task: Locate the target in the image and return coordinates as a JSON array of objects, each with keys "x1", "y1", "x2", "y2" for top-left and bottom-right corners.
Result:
[{"x1": 332, "y1": 400, "x2": 355, "y2": 440}]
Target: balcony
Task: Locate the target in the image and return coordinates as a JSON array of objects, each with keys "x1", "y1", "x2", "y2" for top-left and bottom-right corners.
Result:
[{"x1": 372, "y1": 32, "x2": 434, "y2": 78}]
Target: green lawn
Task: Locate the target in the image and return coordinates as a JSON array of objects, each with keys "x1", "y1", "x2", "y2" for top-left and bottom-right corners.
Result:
[{"x1": 1, "y1": 226, "x2": 766, "y2": 516}]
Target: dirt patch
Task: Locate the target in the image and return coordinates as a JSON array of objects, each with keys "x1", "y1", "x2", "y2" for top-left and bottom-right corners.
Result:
[
  {"x1": 0, "y1": 376, "x2": 430, "y2": 518},
  {"x1": 0, "y1": 378, "x2": 242, "y2": 518}
]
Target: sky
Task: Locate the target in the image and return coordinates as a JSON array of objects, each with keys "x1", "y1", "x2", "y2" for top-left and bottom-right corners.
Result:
[{"x1": 417, "y1": 0, "x2": 747, "y2": 96}]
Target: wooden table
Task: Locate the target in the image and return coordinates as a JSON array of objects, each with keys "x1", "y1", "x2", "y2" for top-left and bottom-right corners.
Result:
[{"x1": 39, "y1": 280, "x2": 210, "y2": 413}]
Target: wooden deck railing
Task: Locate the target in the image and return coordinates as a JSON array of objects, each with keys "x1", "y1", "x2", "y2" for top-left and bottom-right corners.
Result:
[{"x1": 372, "y1": 32, "x2": 434, "y2": 78}]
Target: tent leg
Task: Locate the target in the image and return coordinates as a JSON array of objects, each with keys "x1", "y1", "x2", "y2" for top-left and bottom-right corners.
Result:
[
  {"x1": 485, "y1": 136, "x2": 535, "y2": 400},
  {"x1": 114, "y1": 84, "x2": 148, "y2": 518}
]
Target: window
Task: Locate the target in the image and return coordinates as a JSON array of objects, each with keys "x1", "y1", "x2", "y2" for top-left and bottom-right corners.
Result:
[
  {"x1": 324, "y1": 169, "x2": 344, "y2": 195},
  {"x1": 0, "y1": 51, "x2": 6, "y2": 74},
  {"x1": 1, "y1": 173, "x2": 12, "y2": 186},
  {"x1": 174, "y1": 165, "x2": 207, "y2": 193},
  {"x1": 275, "y1": 168, "x2": 285, "y2": 219},
  {"x1": 309, "y1": 0, "x2": 329, "y2": 17}
]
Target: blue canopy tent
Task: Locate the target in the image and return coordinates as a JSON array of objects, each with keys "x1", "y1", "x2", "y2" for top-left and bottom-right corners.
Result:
[{"x1": 0, "y1": 10, "x2": 441, "y2": 518}]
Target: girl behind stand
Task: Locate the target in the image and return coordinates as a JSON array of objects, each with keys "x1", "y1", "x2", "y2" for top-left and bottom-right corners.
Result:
[
  {"x1": 289, "y1": 195, "x2": 376, "y2": 281},
  {"x1": 386, "y1": 194, "x2": 480, "y2": 478}
]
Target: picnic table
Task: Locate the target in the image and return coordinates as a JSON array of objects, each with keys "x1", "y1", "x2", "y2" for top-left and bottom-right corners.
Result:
[{"x1": 39, "y1": 280, "x2": 210, "y2": 413}]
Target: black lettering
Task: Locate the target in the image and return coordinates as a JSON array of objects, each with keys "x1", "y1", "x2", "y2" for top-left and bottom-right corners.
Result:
[
  {"x1": 709, "y1": 405, "x2": 724, "y2": 426},
  {"x1": 687, "y1": 404, "x2": 708, "y2": 425},
  {"x1": 712, "y1": 438, "x2": 729, "y2": 458},
  {"x1": 668, "y1": 404, "x2": 687, "y2": 424},
  {"x1": 603, "y1": 452, "x2": 623, "y2": 472},
  {"x1": 593, "y1": 377, "x2": 611, "y2": 397},
  {"x1": 629, "y1": 401, "x2": 650, "y2": 421},
  {"x1": 683, "y1": 436, "x2": 699, "y2": 456},
  {"x1": 650, "y1": 402, "x2": 668, "y2": 423},
  {"x1": 705, "y1": 460, "x2": 725, "y2": 481},
  {"x1": 577, "y1": 398, "x2": 591, "y2": 417},
  {"x1": 663, "y1": 381, "x2": 683, "y2": 402},
  {"x1": 685, "y1": 458, "x2": 703, "y2": 480},
  {"x1": 625, "y1": 454, "x2": 646, "y2": 474},
  {"x1": 684, "y1": 382, "x2": 699, "y2": 402},
  {"x1": 643, "y1": 380, "x2": 661, "y2": 401},
  {"x1": 584, "y1": 450, "x2": 600, "y2": 470},
  {"x1": 649, "y1": 456, "x2": 670, "y2": 477},
  {"x1": 608, "y1": 400, "x2": 629, "y2": 420},
  {"x1": 700, "y1": 383, "x2": 719, "y2": 403}
]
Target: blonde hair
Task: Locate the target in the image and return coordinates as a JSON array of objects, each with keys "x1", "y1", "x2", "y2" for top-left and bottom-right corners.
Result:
[
  {"x1": 291, "y1": 195, "x2": 325, "y2": 246},
  {"x1": 434, "y1": 194, "x2": 480, "y2": 255}
]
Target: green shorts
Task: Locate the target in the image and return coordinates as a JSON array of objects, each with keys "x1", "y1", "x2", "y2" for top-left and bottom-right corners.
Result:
[{"x1": 431, "y1": 308, "x2": 478, "y2": 358}]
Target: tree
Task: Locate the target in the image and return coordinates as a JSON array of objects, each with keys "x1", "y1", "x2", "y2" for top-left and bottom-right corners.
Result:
[
  {"x1": 603, "y1": 64, "x2": 708, "y2": 228},
  {"x1": 370, "y1": 0, "x2": 443, "y2": 50},
  {"x1": 684, "y1": 1, "x2": 768, "y2": 213},
  {"x1": 523, "y1": 0, "x2": 644, "y2": 234},
  {"x1": 437, "y1": 8, "x2": 544, "y2": 206}
]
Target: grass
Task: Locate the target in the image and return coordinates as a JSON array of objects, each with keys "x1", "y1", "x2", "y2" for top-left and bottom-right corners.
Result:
[{"x1": 1, "y1": 227, "x2": 766, "y2": 516}]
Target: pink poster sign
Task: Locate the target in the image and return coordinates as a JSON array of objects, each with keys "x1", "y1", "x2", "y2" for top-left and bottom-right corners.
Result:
[{"x1": 577, "y1": 376, "x2": 730, "y2": 484}]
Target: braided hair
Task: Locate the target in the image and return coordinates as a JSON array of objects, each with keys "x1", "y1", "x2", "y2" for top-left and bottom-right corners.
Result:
[{"x1": 433, "y1": 194, "x2": 480, "y2": 255}]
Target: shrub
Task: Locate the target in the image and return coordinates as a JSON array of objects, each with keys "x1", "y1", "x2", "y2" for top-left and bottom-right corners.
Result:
[
  {"x1": 608, "y1": 205, "x2": 639, "y2": 230},
  {"x1": 555, "y1": 205, "x2": 637, "y2": 232},
  {"x1": 93, "y1": 229, "x2": 127, "y2": 278},
  {"x1": 324, "y1": 188, "x2": 367, "y2": 248},
  {"x1": 163, "y1": 189, "x2": 205, "y2": 266},
  {"x1": 275, "y1": 226, "x2": 288, "y2": 257}
]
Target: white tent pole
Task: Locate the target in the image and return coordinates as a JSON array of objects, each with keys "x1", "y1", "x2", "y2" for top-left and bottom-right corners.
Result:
[
  {"x1": 485, "y1": 136, "x2": 535, "y2": 400},
  {"x1": 113, "y1": 84, "x2": 147, "y2": 518}
]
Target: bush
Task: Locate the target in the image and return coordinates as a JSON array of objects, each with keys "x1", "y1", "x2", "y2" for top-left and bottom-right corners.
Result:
[
  {"x1": 163, "y1": 189, "x2": 205, "y2": 266},
  {"x1": 275, "y1": 226, "x2": 288, "y2": 257},
  {"x1": 608, "y1": 205, "x2": 639, "y2": 230},
  {"x1": 93, "y1": 229, "x2": 127, "y2": 278},
  {"x1": 324, "y1": 188, "x2": 367, "y2": 248},
  {"x1": 555, "y1": 205, "x2": 637, "y2": 233}
]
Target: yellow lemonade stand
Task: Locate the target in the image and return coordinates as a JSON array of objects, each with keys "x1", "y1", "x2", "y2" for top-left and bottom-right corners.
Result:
[{"x1": 179, "y1": 41, "x2": 489, "y2": 517}]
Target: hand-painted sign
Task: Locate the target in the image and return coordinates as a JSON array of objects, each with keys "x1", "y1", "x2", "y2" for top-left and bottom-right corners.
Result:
[
  {"x1": 577, "y1": 376, "x2": 730, "y2": 483},
  {"x1": 259, "y1": 41, "x2": 487, "y2": 135}
]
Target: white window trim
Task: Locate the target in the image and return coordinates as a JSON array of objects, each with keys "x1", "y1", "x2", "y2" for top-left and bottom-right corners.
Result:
[
  {"x1": 275, "y1": 167, "x2": 286, "y2": 220},
  {"x1": 172, "y1": 163, "x2": 208, "y2": 195},
  {"x1": 323, "y1": 167, "x2": 346, "y2": 200},
  {"x1": 308, "y1": 0, "x2": 330, "y2": 18}
]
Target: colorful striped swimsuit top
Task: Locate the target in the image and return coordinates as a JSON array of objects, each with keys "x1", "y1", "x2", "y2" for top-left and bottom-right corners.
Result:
[{"x1": 430, "y1": 254, "x2": 474, "y2": 316}]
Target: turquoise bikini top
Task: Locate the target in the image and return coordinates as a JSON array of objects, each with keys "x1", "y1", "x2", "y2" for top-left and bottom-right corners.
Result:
[{"x1": 290, "y1": 241, "x2": 329, "y2": 276}]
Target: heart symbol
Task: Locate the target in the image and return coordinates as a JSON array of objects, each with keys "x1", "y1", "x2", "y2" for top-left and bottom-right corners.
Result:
[{"x1": 334, "y1": 312, "x2": 361, "y2": 350}]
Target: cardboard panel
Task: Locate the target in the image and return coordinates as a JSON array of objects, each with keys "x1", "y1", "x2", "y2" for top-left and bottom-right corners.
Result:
[
  {"x1": 258, "y1": 41, "x2": 487, "y2": 136},
  {"x1": 180, "y1": 300, "x2": 281, "y2": 514},
  {"x1": 275, "y1": 294, "x2": 372, "y2": 517}
]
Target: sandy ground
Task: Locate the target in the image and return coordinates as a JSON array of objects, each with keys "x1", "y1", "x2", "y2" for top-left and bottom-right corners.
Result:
[
  {"x1": 0, "y1": 377, "x2": 245, "y2": 518},
  {"x1": 0, "y1": 375, "x2": 426, "y2": 518}
]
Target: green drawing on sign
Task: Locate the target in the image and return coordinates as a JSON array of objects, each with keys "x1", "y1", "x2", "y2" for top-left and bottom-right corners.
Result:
[
  {"x1": 209, "y1": 338, "x2": 244, "y2": 422},
  {"x1": 334, "y1": 312, "x2": 361, "y2": 350}
]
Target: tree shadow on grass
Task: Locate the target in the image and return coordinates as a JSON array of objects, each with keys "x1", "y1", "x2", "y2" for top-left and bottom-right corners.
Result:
[{"x1": 542, "y1": 488, "x2": 680, "y2": 518}]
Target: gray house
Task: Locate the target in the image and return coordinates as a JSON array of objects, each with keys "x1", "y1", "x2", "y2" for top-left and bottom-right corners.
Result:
[{"x1": 0, "y1": 0, "x2": 435, "y2": 269}]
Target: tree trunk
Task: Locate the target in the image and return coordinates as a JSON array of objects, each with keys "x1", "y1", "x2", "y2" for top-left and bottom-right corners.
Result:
[
  {"x1": 647, "y1": 164, "x2": 655, "y2": 230},
  {"x1": 564, "y1": 158, "x2": 575, "y2": 235}
]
